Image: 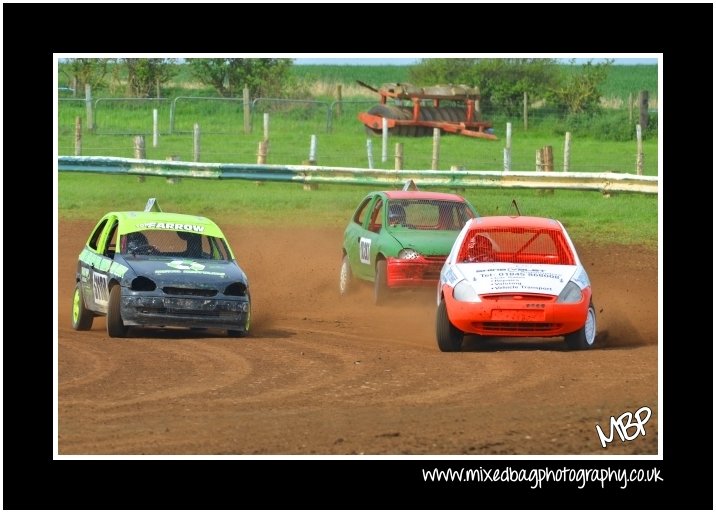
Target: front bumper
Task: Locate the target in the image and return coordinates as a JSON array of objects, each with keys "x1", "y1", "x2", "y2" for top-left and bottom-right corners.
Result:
[
  {"x1": 386, "y1": 256, "x2": 446, "y2": 288},
  {"x1": 443, "y1": 288, "x2": 590, "y2": 337},
  {"x1": 121, "y1": 294, "x2": 250, "y2": 331}
]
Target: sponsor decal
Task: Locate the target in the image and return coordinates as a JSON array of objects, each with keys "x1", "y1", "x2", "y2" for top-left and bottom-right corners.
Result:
[
  {"x1": 109, "y1": 261, "x2": 129, "y2": 278},
  {"x1": 441, "y1": 266, "x2": 460, "y2": 287},
  {"x1": 359, "y1": 237, "x2": 371, "y2": 264},
  {"x1": 79, "y1": 249, "x2": 112, "y2": 272},
  {"x1": 468, "y1": 265, "x2": 569, "y2": 293},
  {"x1": 136, "y1": 222, "x2": 205, "y2": 232},
  {"x1": 167, "y1": 260, "x2": 205, "y2": 271},
  {"x1": 155, "y1": 269, "x2": 226, "y2": 277}
]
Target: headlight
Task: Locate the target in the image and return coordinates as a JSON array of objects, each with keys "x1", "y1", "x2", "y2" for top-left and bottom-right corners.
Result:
[
  {"x1": 398, "y1": 248, "x2": 421, "y2": 260},
  {"x1": 453, "y1": 280, "x2": 481, "y2": 302},
  {"x1": 556, "y1": 281, "x2": 583, "y2": 303}
]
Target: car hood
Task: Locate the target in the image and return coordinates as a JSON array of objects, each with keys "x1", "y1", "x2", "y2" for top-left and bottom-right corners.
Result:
[
  {"x1": 119, "y1": 256, "x2": 248, "y2": 285},
  {"x1": 447, "y1": 262, "x2": 579, "y2": 295},
  {"x1": 390, "y1": 229, "x2": 461, "y2": 256}
]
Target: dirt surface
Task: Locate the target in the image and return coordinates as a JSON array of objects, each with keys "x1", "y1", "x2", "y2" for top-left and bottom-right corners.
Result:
[{"x1": 58, "y1": 221, "x2": 658, "y2": 456}]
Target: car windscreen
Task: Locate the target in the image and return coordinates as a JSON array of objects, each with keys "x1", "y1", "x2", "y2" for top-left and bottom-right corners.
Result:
[
  {"x1": 121, "y1": 230, "x2": 230, "y2": 260},
  {"x1": 387, "y1": 199, "x2": 474, "y2": 231}
]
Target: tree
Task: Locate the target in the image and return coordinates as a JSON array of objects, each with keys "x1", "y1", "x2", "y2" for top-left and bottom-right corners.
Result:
[
  {"x1": 546, "y1": 59, "x2": 613, "y2": 114},
  {"x1": 60, "y1": 58, "x2": 114, "y2": 93},
  {"x1": 123, "y1": 58, "x2": 177, "y2": 97},
  {"x1": 187, "y1": 58, "x2": 293, "y2": 98}
]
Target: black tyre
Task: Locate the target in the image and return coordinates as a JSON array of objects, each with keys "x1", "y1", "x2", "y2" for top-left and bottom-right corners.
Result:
[
  {"x1": 71, "y1": 282, "x2": 94, "y2": 331},
  {"x1": 374, "y1": 259, "x2": 389, "y2": 305},
  {"x1": 436, "y1": 299, "x2": 463, "y2": 352},
  {"x1": 565, "y1": 302, "x2": 597, "y2": 350},
  {"x1": 339, "y1": 254, "x2": 354, "y2": 296},
  {"x1": 228, "y1": 300, "x2": 251, "y2": 338},
  {"x1": 107, "y1": 285, "x2": 128, "y2": 338}
]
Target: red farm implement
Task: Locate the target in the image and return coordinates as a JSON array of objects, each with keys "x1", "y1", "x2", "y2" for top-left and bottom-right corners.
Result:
[{"x1": 357, "y1": 81, "x2": 497, "y2": 140}]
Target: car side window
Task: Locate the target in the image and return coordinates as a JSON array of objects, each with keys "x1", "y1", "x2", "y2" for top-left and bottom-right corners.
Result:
[
  {"x1": 105, "y1": 221, "x2": 119, "y2": 258},
  {"x1": 88, "y1": 219, "x2": 108, "y2": 251},
  {"x1": 368, "y1": 199, "x2": 384, "y2": 233},
  {"x1": 353, "y1": 197, "x2": 372, "y2": 226}
]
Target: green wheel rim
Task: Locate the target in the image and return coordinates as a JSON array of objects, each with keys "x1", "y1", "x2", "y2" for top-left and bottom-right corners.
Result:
[{"x1": 72, "y1": 288, "x2": 81, "y2": 324}]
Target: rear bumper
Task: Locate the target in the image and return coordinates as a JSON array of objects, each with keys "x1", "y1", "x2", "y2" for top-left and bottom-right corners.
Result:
[
  {"x1": 121, "y1": 294, "x2": 250, "y2": 331},
  {"x1": 386, "y1": 256, "x2": 446, "y2": 288}
]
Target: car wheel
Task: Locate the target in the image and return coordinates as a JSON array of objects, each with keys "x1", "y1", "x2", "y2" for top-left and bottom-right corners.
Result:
[
  {"x1": 107, "y1": 285, "x2": 128, "y2": 338},
  {"x1": 374, "y1": 259, "x2": 389, "y2": 305},
  {"x1": 71, "y1": 282, "x2": 94, "y2": 331},
  {"x1": 436, "y1": 299, "x2": 463, "y2": 352},
  {"x1": 339, "y1": 254, "x2": 354, "y2": 296},
  {"x1": 565, "y1": 302, "x2": 597, "y2": 350},
  {"x1": 228, "y1": 302, "x2": 251, "y2": 338}
]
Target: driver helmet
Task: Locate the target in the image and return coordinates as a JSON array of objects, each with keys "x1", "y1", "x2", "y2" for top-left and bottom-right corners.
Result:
[
  {"x1": 125, "y1": 231, "x2": 149, "y2": 254},
  {"x1": 388, "y1": 203, "x2": 407, "y2": 226}
]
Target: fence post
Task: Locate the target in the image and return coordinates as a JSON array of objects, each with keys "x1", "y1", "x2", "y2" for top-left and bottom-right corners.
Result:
[
  {"x1": 382, "y1": 118, "x2": 389, "y2": 163},
  {"x1": 636, "y1": 124, "x2": 644, "y2": 175},
  {"x1": 504, "y1": 122, "x2": 512, "y2": 171},
  {"x1": 166, "y1": 155, "x2": 180, "y2": 184},
  {"x1": 74, "y1": 116, "x2": 82, "y2": 156},
  {"x1": 542, "y1": 145, "x2": 554, "y2": 171},
  {"x1": 366, "y1": 139, "x2": 374, "y2": 169},
  {"x1": 193, "y1": 123, "x2": 200, "y2": 162},
  {"x1": 134, "y1": 135, "x2": 145, "y2": 182},
  {"x1": 153, "y1": 108, "x2": 159, "y2": 148},
  {"x1": 450, "y1": 165, "x2": 466, "y2": 192},
  {"x1": 563, "y1": 132, "x2": 571, "y2": 172},
  {"x1": 336, "y1": 84, "x2": 342, "y2": 117},
  {"x1": 394, "y1": 142, "x2": 403, "y2": 171},
  {"x1": 523, "y1": 91, "x2": 528, "y2": 130},
  {"x1": 431, "y1": 128, "x2": 441, "y2": 170},
  {"x1": 535, "y1": 148, "x2": 543, "y2": 171},
  {"x1": 303, "y1": 135, "x2": 318, "y2": 190},
  {"x1": 85, "y1": 83, "x2": 94, "y2": 132},
  {"x1": 638, "y1": 90, "x2": 649, "y2": 131},
  {"x1": 243, "y1": 86, "x2": 251, "y2": 134},
  {"x1": 257, "y1": 140, "x2": 268, "y2": 164}
]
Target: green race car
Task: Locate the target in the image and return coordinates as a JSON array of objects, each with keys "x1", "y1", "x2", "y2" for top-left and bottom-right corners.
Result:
[
  {"x1": 340, "y1": 185, "x2": 479, "y2": 304},
  {"x1": 71, "y1": 199, "x2": 251, "y2": 338}
]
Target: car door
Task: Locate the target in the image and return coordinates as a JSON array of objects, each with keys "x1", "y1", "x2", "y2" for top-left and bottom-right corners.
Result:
[
  {"x1": 356, "y1": 195, "x2": 385, "y2": 281},
  {"x1": 80, "y1": 216, "x2": 119, "y2": 314}
]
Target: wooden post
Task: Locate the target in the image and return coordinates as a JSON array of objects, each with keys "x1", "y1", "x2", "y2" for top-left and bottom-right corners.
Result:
[
  {"x1": 535, "y1": 148, "x2": 543, "y2": 171},
  {"x1": 394, "y1": 142, "x2": 403, "y2": 171},
  {"x1": 166, "y1": 155, "x2": 180, "y2": 184},
  {"x1": 366, "y1": 139, "x2": 374, "y2": 169},
  {"x1": 257, "y1": 140, "x2": 268, "y2": 164},
  {"x1": 134, "y1": 135, "x2": 145, "y2": 182},
  {"x1": 243, "y1": 86, "x2": 251, "y2": 134},
  {"x1": 152, "y1": 108, "x2": 159, "y2": 148},
  {"x1": 382, "y1": 118, "x2": 389, "y2": 163},
  {"x1": 431, "y1": 128, "x2": 441, "y2": 170},
  {"x1": 628, "y1": 92, "x2": 633, "y2": 125},
  {"x1": 74, "y1": 116, "x2": 82, "y2": 156},
  {"x1": 543, "y1": 145, "x2": 554, "y2": 171},
  {"x1": 563, "y1": 132, "x2": 571, "y2": 172},
  {"x1": 636, "y1": 124, "x2": 644, "y2": 175},
  {"x1": 263, "y1": 112, "x2": 270, "y2": 142},
  {"x1": 71, "y1": 77, "x2": 78, "y2": 97},
  {"x1": 504, "y1": 122, "x2": 512, "y2": 171},
  {"x1": 85, "y1": 83, "x2": 93, "y2": 132},
  {"x1": 523, "y1": 91, "x2": 528, "y2": 130},
  {"x1": 193, "y1": 123, "x2": 200, "y2": 162},
  {"x1": 336, "y1": 84, "x2": 343, "y2": 117},
  {"x1": 638, "y1": 90, "x2": 649, "y2": 131}
]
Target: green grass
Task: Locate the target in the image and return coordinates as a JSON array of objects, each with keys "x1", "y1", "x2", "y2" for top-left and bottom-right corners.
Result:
[{"x1": 58, "y1": 173, "x2": 658, "y2": 247}]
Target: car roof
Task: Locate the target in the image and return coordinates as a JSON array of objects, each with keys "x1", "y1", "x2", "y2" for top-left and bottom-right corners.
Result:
[
  {"x1": 465, "y1": 216, "x2": 564, "y2": 230},
  {"x1": 382, "y1": 191, "x2": 467, "y2": 201},
  {"x1": 110, "y1": 211, "x2": 225, "y2": 237}
]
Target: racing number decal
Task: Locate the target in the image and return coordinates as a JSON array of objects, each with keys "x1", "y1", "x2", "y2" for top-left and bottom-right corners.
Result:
[
  {"x1": 92, "y1": 272, "x2": 109, "y2": 306},
  {"x1": 359, "y1": 237, "x2": 371, "y2": 265}
]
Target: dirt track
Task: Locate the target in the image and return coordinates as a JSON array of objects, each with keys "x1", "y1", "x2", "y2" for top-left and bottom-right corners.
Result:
[{"x1": 58, "y1": 221, "x2": 658, "y2": 456}]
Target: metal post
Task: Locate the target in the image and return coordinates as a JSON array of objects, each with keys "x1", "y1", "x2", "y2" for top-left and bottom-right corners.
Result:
[
  {"x1": 366, "y1": 139, "x2": 374, "y2": 169},
  {"x1": 85, "y1": 83, "x2": 94, "y2": 132},
  {"x1": 134, "y1": 135, "x2": 145, "y2": 182},
  {"x1": 263, "y1": 113, "x2": 270, "y2": 142},
  {"x1": 193, "y1": 123, "x2": 200, "y2": 162},
  {"x1": 563, "y1": 132, "x2": 572, "y2": 172},
  {"x1": 243, "y1": 86, "x2": 251, "y2": 134},
  {"x1": 153, "y1": 108, "x2": 159, "y2": 148},
  {"x1": 309, "y1": 134, "x2": 317, "y2": 164},
  {"x1": 504, "y1": 122, "x2": 512, "y2": 171},
  {"x1": 431, "y1": 128, "x2": 440, "y2": 170},
  {"x1": 382, "y1": 118, "x2": 388, "y2": 163}
]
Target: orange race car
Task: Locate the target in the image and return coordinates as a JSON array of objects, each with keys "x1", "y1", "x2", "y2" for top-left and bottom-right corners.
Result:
[{"x1": 436, "y1": 216, "x2": 596, "y2": 352}]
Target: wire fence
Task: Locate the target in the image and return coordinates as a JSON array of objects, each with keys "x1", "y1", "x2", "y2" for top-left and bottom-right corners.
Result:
[{"x1": 57, "y1": 95, "x2": 659, "y2": 175}]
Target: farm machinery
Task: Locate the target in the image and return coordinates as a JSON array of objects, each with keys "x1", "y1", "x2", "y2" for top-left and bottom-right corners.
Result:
[{"x1": 357, "y1": 81, "x2": 497, "y2": 140}]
